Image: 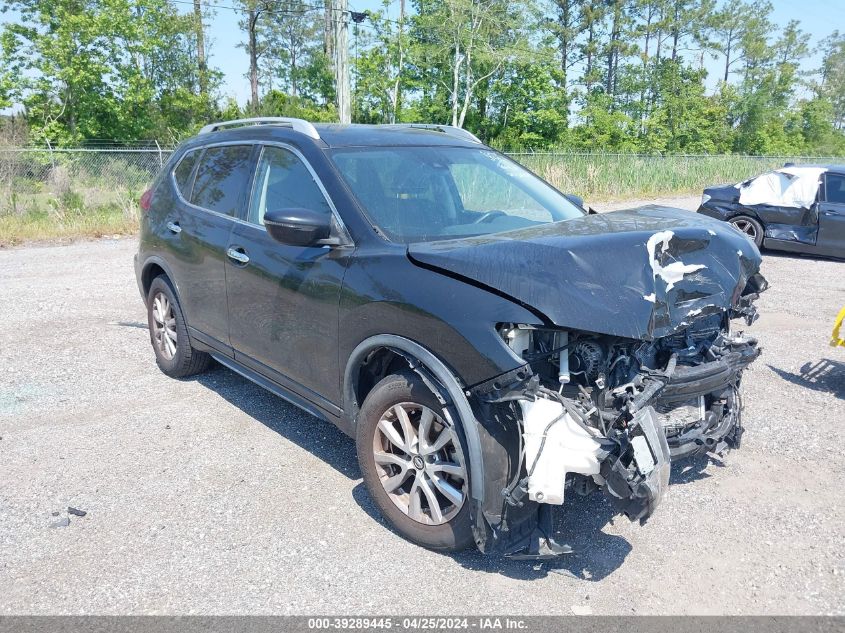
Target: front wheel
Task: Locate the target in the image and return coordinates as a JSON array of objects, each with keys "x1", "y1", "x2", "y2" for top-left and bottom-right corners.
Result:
[{"x1": 356, "y1": 372, "x2": 475, "y2": 551}]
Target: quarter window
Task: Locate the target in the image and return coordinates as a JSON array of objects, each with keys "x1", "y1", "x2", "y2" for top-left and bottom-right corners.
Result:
[
  {"x1": 825, "y1": 174, "x2": 845, "y2": 204},
  {"x1": 247, "y1": 146, "x2": 331, "y2": 225},
  {"x1": 173, "y1": 150, "x2": 199, "y2": 199},
  {"x1": 190, "y1": 145, "x2": 254, "y2": 216}
]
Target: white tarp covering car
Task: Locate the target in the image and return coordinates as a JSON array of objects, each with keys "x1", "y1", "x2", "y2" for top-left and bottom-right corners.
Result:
[{"x1": 736, "y1": 166, "x2": 827, "y2": 209}]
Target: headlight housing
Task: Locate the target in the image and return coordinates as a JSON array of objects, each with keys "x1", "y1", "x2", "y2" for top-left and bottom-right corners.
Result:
[{"x1": 700, "y1": 193, "x2": 711, "y2": 206}]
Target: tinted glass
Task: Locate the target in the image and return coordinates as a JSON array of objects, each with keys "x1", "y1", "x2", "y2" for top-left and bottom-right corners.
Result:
[
  {"x1": 173, "y1": 150, "x2": 199, "y2": 198},
  {"x1": 330, "y1": 147, "x2": 583, "y2": 243},
  {"x1": 190, "y1": 145, "x2": 254, "y2": 216},
  {"x1": 248, "y1": 147, "x2": 331, "y2": 225},
  {"x1": 826, "y1": 174, "x2": 845, "y2": 204}
]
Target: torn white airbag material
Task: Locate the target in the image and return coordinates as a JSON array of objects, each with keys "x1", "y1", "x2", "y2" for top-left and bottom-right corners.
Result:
[
  {"x1": 519, "y1": 397, "x2": 604, "y2": 505},
  {"x1": 646, "y1": 230, "x2": 706, "y2": 291},
  {"x1": 736, "y1": 167, "x2": 826, "y2": 209}
]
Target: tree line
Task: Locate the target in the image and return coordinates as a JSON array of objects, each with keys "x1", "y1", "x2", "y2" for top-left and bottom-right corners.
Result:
[{"x1": 1, "y1": 0, "x2": 844, "y2": 154}]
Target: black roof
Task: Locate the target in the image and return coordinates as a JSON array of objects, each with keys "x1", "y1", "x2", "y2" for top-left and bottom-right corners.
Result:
[
  {"x1": 187, "y1": 121, "x2": 481, "y2": 150},
  {"x1": 313, "y1": 124, "x2": 480, "y2": 148}
]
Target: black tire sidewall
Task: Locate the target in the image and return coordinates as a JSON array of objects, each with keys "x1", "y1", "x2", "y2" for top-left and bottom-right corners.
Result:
[
  {"x1": 146, "y1": 276, "x2": 192, "y2": 376},
  {"x1": 356, "y1": 372, "x2": 475, "y2": 552}
]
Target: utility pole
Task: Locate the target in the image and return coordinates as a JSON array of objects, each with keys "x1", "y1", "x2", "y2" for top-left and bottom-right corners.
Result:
[
  {"x1": 194, "y1": 0, "x2": 208, "y2": 96},
  {"x1": 333, "y1": 0, "x2": 351, "y2": 124},
  {"x1": 248, "y1": 6, "x2": 260, "y2": 111},
  {"x1": 324, "y1": 0, "x2": 335, "y2": 75}
]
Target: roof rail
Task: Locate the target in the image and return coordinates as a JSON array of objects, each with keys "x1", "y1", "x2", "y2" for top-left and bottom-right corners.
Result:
[
  {"x1": 386, "y1": 124, "x2": 482, "y2": 144},
  {"x1": 198, "y1": 117, "x2": 320, "y2": 139}
]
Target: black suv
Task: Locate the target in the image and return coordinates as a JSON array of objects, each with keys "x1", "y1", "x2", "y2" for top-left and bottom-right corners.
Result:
[{"x1": 136, "y1": 118, "x2": 766, "y2": 558}]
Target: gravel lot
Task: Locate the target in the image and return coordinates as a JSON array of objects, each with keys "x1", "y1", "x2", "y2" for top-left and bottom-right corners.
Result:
[{"x1": 1, "y1": 197, "x2": 844, "y2": 615}]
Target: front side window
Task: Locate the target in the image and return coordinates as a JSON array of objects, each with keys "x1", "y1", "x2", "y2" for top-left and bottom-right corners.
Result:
[
  {"x1": 330, "y1": 146, "x2": 583, "y2": 243},
  {"x1": 825, "y1": 174, "x2": 845, "y2": 204},
  {"x1": 247, "y1": 146, "x2": 332, "y2": 225},
  {"x1": 190, "y1": 145, "x2": 254, "y2": 216}
]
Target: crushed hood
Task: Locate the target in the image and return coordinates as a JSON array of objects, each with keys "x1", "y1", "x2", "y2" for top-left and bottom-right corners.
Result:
[{"x1": 407, "y1": 206, "x2": 765, "y2": 340}]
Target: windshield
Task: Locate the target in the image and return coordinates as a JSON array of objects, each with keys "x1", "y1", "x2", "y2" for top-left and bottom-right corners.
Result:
[{"x1": 330, "y1": 146, "x2": 584, "y2": 243}]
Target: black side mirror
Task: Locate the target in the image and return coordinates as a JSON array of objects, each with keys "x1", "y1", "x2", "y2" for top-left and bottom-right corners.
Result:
[
  {"x1": 564, "y1": 193, "x2": 585, "y2": 210},
  {"x1": 263, "y1": 208, "x2": 332, "y2": 247}
]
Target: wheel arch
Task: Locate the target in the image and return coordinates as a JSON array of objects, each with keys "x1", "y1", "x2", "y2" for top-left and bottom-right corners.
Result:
[
  {"x1": 140, "y1": 256, "x2": 180, "y2": 303},
  {"x1": 343, "y1": 334, "x2": 485, "y2": 504},
  {"x1": 728, "y1": 208, "x2": 765, "y2": 225}
]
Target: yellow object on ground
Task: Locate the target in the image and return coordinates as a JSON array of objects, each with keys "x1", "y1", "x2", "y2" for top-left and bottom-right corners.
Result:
[{"x1": 832, "y1": 307, "x2": 845, "y2": 348}]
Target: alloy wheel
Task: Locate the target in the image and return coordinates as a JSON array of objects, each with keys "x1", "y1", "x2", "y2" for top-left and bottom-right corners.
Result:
[
  {"x1": 731, "y1": 218, "x2": 758, "y2": 241},
  {"x1": 151, "y1": 291, "x2": 178, "y2": 360},
  {"x1": 372, "y1": 402, "x2": 467, "y2": 526}
]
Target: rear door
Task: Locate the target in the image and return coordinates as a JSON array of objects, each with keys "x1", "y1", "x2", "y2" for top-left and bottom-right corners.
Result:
[
  {"x1": 225, "y1": 144, "x2": 350, "y2": 411},
  {"x1": 816, "y1": 172, "x2": 845, "y2": 258},
  {"x1": 169, "y1": 143, "x2": 256, "y2": 352}
]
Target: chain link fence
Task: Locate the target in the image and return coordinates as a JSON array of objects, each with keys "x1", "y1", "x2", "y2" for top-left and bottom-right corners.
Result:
[{"x1": 0, "y1": 148, "x2": 175, "y2": 216}]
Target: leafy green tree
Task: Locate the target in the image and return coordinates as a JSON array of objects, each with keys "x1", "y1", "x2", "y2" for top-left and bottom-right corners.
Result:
[
  {"x1": 259, "y1": 89, "x2": 337, "y2": 121},
  {"x1": 573, "y1": 91, "x2": 640, "y2": 150},
  {"x1": 489, "y1": 57, "x2": 567, "y2": 148},
  {"x1": 1, "y1": 0, "x2": 217, "y2": 144},
  {"x1": 819, "y1": 32, "x2": 845, "y2": 131},
  {"x1": 412, "y1": 0, "x2": 527, "y2": 128}
]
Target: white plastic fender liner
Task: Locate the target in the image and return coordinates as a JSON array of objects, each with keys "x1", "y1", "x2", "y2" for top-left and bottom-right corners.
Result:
[{"x1": 518, "y1": 396, "x2": 605, "y2": 505}]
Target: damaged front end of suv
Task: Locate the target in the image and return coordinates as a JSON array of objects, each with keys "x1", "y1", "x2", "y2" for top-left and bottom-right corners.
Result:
[{"x1": 408, "y1": 208, "x2": 767, "y2": 558}]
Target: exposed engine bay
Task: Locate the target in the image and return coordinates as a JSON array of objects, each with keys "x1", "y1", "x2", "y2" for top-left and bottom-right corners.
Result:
[{"x1": 467, "y1": 306, "x2": 761, "y2": 559}]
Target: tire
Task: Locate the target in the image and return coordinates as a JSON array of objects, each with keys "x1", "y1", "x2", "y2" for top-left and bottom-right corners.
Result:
[
  {"x1": 729, "y1": 215, "x2": 764, "y2": 248},
  {"x1": 356, "y1": 372, "x2": 475, "y2": 551},
  {"x1": 146, "y1": 275, "x2": 211, "y2": 378}
]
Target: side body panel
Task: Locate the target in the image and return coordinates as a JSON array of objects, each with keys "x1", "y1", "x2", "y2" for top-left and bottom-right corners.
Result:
[
  {"x1": 816, "y1": 201, "x2": 845, "y2": 258},
  {"x1": 225, "y1": 221, "x2": 352, "y2": 413},
  {"x1": 140, "y1": 147, "x2": 237, "y2": 351},
  {"x1": 338, "y1": 246, "x2": 542, "y2": 402}
]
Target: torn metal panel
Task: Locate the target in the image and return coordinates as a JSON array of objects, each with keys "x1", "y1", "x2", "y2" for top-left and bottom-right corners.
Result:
[
  {"x1": 764, "y1": 222, "x2": 818, "y2": 244},
  {"x1": 736, "y1": 167, "x2": 826, "y2": 209},
  {"x1": 408, "y1": 206, "x2": 763, "y2": 341}
]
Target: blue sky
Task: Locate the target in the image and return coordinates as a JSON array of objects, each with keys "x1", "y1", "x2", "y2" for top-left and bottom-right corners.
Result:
[{"x1": 0, "y1": 0, "x2": 838, "y2": 111}]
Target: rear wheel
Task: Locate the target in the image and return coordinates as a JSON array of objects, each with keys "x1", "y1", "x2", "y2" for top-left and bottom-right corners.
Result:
[
  {"x1": 729, "y1": 215, "x2": 764, "y2": 248},
  {"x1": 146, "y1": 275, "x2": 211, "y2": 378},
  {"x1": 356, "y1": 372, "x2": 475, "y2": 551}
]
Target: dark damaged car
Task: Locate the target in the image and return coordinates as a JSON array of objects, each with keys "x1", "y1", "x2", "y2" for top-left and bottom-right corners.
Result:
[
  {"x1": 698, "y1": 164, "x2": 845, "y2": 259},
  {"x1": 135, "y1": 118, "x2": 767, "y2": 558}
]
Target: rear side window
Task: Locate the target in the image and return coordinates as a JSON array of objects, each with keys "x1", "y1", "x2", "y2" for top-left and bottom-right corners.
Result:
[
  {"x1": 825, "y1": 174, "x2": 845, "y2": 204},
  {"x1": 173, "y1": 150, "x2": 199, "y2": 199},
  {"x1": 190, "y1": 145, "x2": 254, "y2": 216}
]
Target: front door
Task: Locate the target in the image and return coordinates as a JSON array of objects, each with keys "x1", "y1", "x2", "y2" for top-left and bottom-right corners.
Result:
[
  {"x1": 225, "y1": 144, "x2": 349, "y2": 410},
  {"x1": 817, "y1": 173, "x2": 845, "y2": 258}
]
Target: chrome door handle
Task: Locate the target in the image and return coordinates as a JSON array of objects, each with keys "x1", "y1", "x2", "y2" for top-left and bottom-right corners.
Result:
[
  {"x1": 226, "y1": 247, "x2": 250, "y2": 264},
  {"x1": 166, "y1": 221, "x2": 182, "y2": 234}
]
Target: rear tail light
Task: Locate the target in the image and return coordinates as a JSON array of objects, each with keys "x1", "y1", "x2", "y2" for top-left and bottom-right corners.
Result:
[{"x1": 140, "y1": 188, "x2": 153, "y2": 212}]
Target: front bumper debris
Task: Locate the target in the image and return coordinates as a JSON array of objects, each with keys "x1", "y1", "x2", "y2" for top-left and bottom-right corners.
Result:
[{"x1": 600, "y1": 407, "x2": 671, "y2": 523}]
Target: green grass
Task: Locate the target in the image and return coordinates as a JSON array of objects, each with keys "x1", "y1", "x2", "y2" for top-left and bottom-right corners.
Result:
[
  {"x1": 0, "y1": 186, "x2": 139, "y2": 246},
  {"x1": 513, "y1": 152, "x2": 833, "y2": 201},
  {"x1": 0, "y1": 205, "x2": 138, "y2": 246}
]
